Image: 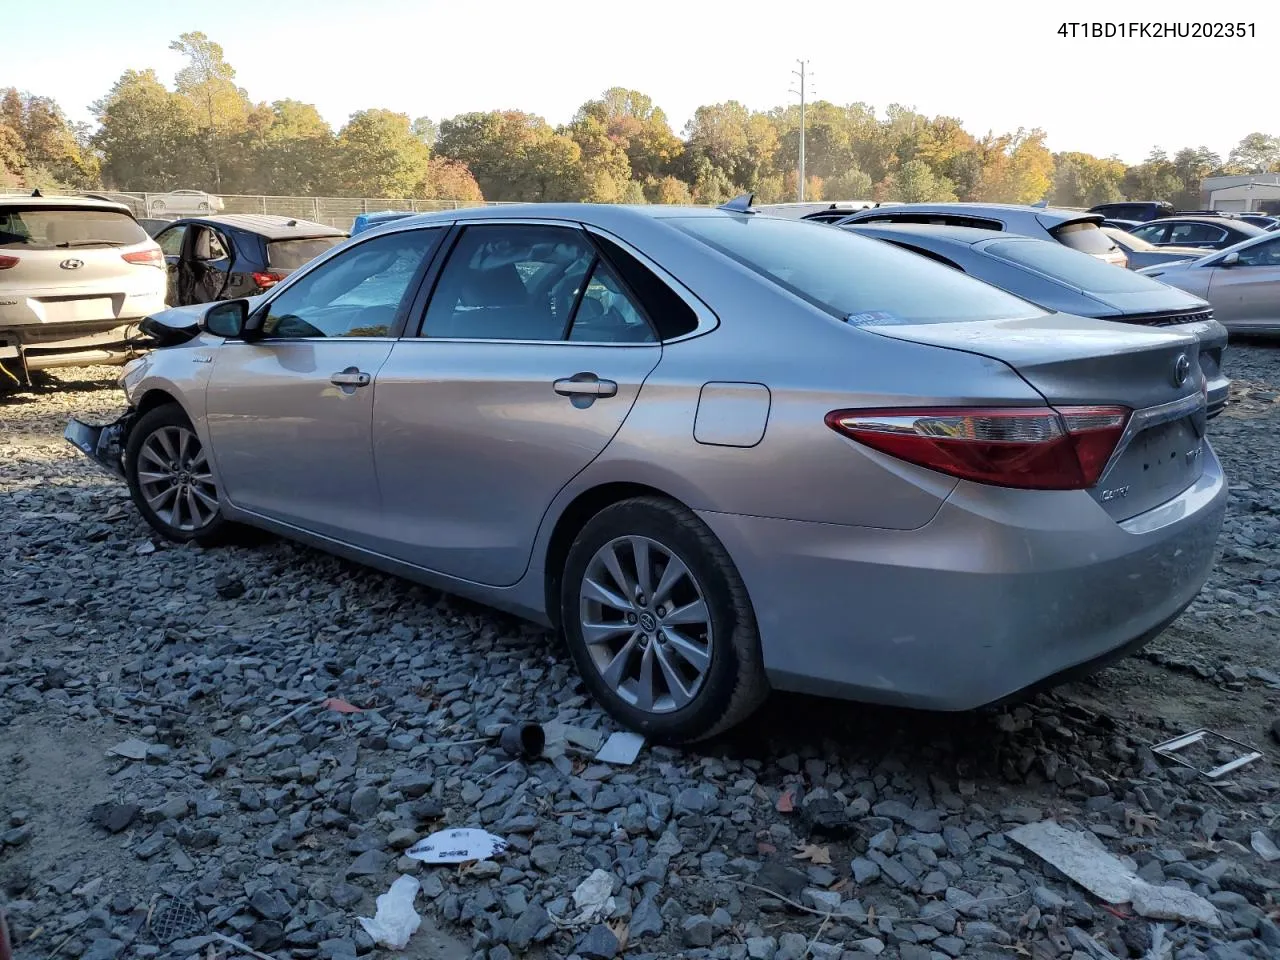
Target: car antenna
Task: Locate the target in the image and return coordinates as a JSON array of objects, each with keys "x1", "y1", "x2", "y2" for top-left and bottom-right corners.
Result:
[
  {"x1": 286, "y1": 219, "x2": 298, "y2": 226},
  {"x1": 1031, "y1": 199, "x2": 1048, "y2": 208},
  {"x1": 718, "y1": 192, "x2": 756, "y2": 214},
  {"x1": 31, "y1": 188, "x2": 42, "y2": 197}
]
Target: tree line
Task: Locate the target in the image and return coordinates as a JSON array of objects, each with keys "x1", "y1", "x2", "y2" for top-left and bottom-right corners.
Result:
[{"x1": 3, "y1": 32, "x2": 1280, "y2": 209}]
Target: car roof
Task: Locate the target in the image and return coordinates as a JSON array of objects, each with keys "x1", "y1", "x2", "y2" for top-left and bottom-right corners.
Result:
[
  {"x1": 1143, "y1": 215, "x2": 1264, "y2": 229},
  {"x1": 376, "y1": 203, "x2": 759, "y2": 232},
  {"x1": 0, "y1": 194, "x2": 134, "y2": 214},
  {"x1": 842, "y1": 222, "x2": 1013, "y2": 245},
  {"x1": 171, "y1": 214, "x2": 348, "y2": 239},
  {"x1": 840, "y1": 202, "x2": 1096, "y2": 226}
]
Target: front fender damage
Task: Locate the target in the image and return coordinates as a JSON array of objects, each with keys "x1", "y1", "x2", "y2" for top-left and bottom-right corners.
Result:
[{"x1": 65, "y1": 410, "x2": 136, "y2": 482}]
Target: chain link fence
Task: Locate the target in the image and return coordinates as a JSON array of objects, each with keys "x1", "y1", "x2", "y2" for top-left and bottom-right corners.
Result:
[{"x1": 0, "y1": 189, "x2": 518, "y2": 231}]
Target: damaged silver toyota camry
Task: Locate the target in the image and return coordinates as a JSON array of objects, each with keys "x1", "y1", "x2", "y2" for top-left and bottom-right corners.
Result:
[{"x1": 67, "y1": 200, "x2": 1226, "y2": 742}]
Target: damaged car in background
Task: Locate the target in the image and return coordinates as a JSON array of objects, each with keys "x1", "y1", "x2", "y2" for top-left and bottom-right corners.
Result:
[
  {"x1": 1, "y1": 193, "x2": 165, "y2": 386},
  {"x1": 67, "y1": 201, "x2": 1226, "y2": 741}
]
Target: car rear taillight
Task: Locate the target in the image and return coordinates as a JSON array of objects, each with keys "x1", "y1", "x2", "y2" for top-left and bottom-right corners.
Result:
[
  {"x1": 252, "y1": 272, "x2": 284, "y2": 288},
  {"x1": 122, "y1": 248, "x2": 164, "y2": 267},
  {"x1": 0, "y1": 255, "x2": 17, "y2": 270},
  {"x1": 825, "y1": 405, "x2": 1131, "y2": 490}
]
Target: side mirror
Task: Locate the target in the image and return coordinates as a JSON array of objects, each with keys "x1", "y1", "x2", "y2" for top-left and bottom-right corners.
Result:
[
  {"x1": 202, "y1": 299, "x2": 248, "y2": 338},
  {"x1": 1221, "y1": 251, "x2": 1240, "y2": 267}
]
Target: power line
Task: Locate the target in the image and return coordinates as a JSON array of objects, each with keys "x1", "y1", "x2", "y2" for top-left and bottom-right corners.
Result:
[{"x1": 789, "y1": 60, "x2": 813, "y2": 203}]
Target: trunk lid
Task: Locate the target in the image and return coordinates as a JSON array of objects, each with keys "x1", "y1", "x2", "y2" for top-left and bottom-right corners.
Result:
[{"x1": 864, "y1": 314, "x2": 1207, "y2": 521}]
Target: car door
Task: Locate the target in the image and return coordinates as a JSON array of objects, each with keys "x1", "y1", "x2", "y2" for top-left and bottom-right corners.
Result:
[
  {"x1": 203, "y1": 226, "x2": 443, "y2": 543},
  {"x1": 1207, "y1": 236, "x2": 1280, "y2": 329},
  {"x1": 154, "y1": 223, "x2": 187, "y2": 306},
  {"x1": 370, "y1": 221, "x2": 663, "y2": 586},
  {"x1": 1168, "y1": 222, "x2": 1228, "y2": 250}
]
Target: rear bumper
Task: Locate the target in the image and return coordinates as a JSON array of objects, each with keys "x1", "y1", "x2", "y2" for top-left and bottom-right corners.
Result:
[
  {"x1": 698, "y1": 445, "x2": 1226, "y2": 710},
  {"x1": 0, "y1": 321, "x2": 143, "y2": 375}
]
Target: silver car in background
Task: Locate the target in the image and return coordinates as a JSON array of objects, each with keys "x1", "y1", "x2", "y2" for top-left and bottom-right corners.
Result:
[
  {"x1": 66, "y1": 205, "x2": 1225, "y2": 741},
  {"x1": 1140, "y1": 231, "x2": 1280, "y2": 335},
  {"x1": 835, "y1": 202, "x2": 1129, "y2": 267},
  {"x1": 844, "y1": 223, "x2": 1230, "y2": 418},
  {"x1": 1102, "y1": 227, "x2": 1209, "y2": 270}
]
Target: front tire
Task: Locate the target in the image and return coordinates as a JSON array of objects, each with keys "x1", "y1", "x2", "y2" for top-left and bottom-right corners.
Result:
[
  {"x1": 560, "y1": 496, "x2": 768, "y2": 743},
  {"x1": 125, "y1": 404, "x2": 229, "y2": 545}
]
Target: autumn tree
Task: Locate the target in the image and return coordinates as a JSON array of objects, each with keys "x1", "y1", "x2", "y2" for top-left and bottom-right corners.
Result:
[
  {"x1": 1051, "y1": 151, "x2": 1126, "y2": 207},
  {"x1": 1, "y1": 88, "x2": 99, "y2": 189},
  {"x1": 93, "y1": 70, "x2": 199, "y2": 190},
  {"x1": 169, "y1": 32, "x2": 252, "y2": 190},
  {"x1": 334, "y1": 109, "x2": 431, "y2": 197},
  {"x1": 436, "y1": 111, "x2": 582, "y2": 201},
  {"x1": 573, "y1": 88, "x2": 682, "y2": 181}
]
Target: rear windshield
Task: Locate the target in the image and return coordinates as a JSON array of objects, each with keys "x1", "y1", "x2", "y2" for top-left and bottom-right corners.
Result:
[
  {"x1": 672, "y1": 215, "x2": 1046, "y2": 325},
  {"x1": 987, "y1": 239, "x2": 1164, "y2": 294},
  {"x1": 1050, "y1": 220, "x2": 1117, "y2": 255},
  {"x1": 0, "y1": 206, "x2": 148, "y2": 249},
  {"x1": 267, "y1": 236, "x2": 346, "y2": 270},
  {"x1": 1104, "y1": 229, "x2": 1153, "y2": 252}
]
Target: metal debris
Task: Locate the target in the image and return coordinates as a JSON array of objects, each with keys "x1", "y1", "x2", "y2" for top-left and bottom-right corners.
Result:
[{"x1": 1150, "y1": 728, "x2": 1262, "y2": 780}]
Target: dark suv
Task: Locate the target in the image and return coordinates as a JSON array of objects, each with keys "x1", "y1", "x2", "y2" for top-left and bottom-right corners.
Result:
[{"x1": 1086, "y1": 201, "x2": 1175, "y2": 223}]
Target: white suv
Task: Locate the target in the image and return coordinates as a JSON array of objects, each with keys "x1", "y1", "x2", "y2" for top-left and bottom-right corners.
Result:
[{"x1": 1, "y1": 194, "x2": 166, "y2": 383}]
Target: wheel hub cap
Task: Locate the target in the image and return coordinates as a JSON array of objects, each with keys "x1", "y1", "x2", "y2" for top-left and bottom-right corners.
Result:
[
  {"x1": 136, "y1": 425, "x2": 219, "y2": 533},
  {"x1": 578, "y1": 535, "x2": 714, "y2": 714}
]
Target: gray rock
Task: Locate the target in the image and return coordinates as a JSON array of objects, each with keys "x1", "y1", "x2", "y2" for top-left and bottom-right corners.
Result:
[
  {"x1": 630, "y1": 895, "x2": 663, "y2": 938},
  {"x1": 745, "y1": 936, "x2": 776, "y2": 959},
  {"x1": 682, "y1": 913, "x2": 714, "y2": 947},
  {"x1": 349, "y1": 785, "x2": 381, "y2": 819},
  {"x1": 81, "y1": 939, "x2": 126, "y2": 960},
  {"x1": 508, "y1": 904, "x2": 550, "y2": 949},
  {"x1": 577, "y1": 924, "x2": 620, "y2": 959}
]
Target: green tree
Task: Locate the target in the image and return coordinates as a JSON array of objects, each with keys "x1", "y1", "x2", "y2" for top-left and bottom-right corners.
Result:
[
  {"x1": 646, "y1": 174, "x2": 693, "y2": 204},
  {"x1": 1051, "y1": 151, "x2": 1126, "y2": 207},
  {"x1": 1122, "y1": 149, "x2": 1183, "y2": 204},
  {"x1": 436, "y1": 111, "x2": 583, "y2": 201},
  {"x1": 573, "y1": 88, "x2": 682, "y2": 181},
  {"x1": 411, "y1": 116, "x2": 438, "y2": 146},
  {"x1": 242, "y1": 100, "x2": 335, "y2": 196},
  {"x1": 824, "y1": 166, "x2": 874, "y2": 200},
  {"x1": 169, "y1": 31, "x2": 252, "y2": 189},
  {"x1": 93, "y1": 69, "x2": 199, "y2": 190},
  {"x1": 1227, "y1": 133, "x2": 1280, "y2": 174},
  {"x1": 681, "y1": 101, "x2": 779, "y2": 194},
  {"x1": 335, "y1": 109, "x2": 431, "y2": 197},
  {"x1": 1169, "y1": 147, "x2": 1221, "y2": 208},
  {"x1": 565, "y1": 113, "x2": 632, "y2": 202},
  {"x1": 882, "y1": 159, "x2": 957, "y2": 202}
]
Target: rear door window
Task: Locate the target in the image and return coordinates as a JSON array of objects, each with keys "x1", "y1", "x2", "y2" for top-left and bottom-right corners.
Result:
[
  {"x1": 1049, "y1": 220, "x2": 1116, "y2": 255},
  {"x1": 1131, "y1": 223, "x2": 1170, "y2": 244},
  {"x1": 1169, "y1": 223, "x2": 1227, "y2": 245},
  {"x1": 672, "y1": 215, "x2": 1045, "y2": 325},
  {"x1": 267, "y1": 236, "x2": 347, "y2": 270},
  {"x1": 0, "y1": 206, "x2": 148, "y2": 249},
  {"x1": 155, "y1": 225, "x2": 187, "y2": 257}
]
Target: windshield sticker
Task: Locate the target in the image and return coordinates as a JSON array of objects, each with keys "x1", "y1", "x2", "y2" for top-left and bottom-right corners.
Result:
[{"x1": 844, "y1": 311, "x2": 903, "y2": 327}]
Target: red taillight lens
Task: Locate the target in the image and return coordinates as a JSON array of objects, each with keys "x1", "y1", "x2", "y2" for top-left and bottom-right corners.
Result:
[
  {"x1": 122, "y1": 248, "x2": 164, "y2": 267},
  {"x1": 252, "y1": 272, "x2": 284, "y2": 288},
  {"x1": 0, "y1": 254, "x2": 18, "y2": 269},
  {"x1": 826, "y1": 405, "x2": 1130, "y2": 490}
]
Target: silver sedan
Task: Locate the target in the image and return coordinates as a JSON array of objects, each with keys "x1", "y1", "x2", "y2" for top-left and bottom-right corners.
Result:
[
  {"x1": 66, "y1": 203, "x2": 1226, "y2": 741},
  {"x1": 1140, "y1": 231, "x2": 1280, "y2": 334}
]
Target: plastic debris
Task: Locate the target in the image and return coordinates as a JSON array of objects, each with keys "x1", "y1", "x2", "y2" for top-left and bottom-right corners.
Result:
[
  {"x1": 358, "y1": 875, "x2": 421, "y2": 950},
  {"x1": 550, "y1": 869, "x2": 617, "y2": 928},
  {"x1": 107, "y1": 738, "x2": 151, "y2": 761},
  {"x1": 406, "y1": 828, "x2": 508, "y2": 864},
  {"x1": 544, "y1": 721, "x2": 604, "y2": 752},
  {"x1": 1008, "y1": 820, "x2": 1221, "y2": 927},
  {"x1": 595, "y1": 731, "x2": 644, "y2": 765},
  {"x1": 498, "y1": 722, "x2": 545, "y2": 758},
  {"x1": 323, "y1": 697, "x2": 364, "y2": 714}
]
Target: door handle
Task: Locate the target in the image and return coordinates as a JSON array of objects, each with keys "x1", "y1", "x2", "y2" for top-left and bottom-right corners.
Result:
[
  {"x1": 330, "y1": 368, "x2": 372, "y2": 387},
  {"x1": 554, "y1": 374, "x2": 617, "y2": 398}
]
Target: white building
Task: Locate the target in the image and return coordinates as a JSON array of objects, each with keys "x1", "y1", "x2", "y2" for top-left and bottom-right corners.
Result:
[{"x1": 1201, "y1": 174, "x2": 1280, "y2": 212}]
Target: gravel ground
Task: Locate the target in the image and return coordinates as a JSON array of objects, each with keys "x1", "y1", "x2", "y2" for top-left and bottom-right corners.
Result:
[{"x1": 3, "y1": 345, "x2": 1280, "y2": 960}]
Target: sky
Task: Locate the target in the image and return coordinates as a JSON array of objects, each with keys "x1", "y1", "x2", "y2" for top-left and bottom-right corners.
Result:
[{"x1": 4, "y1": 0, "x2": 1275, "y2": 165}]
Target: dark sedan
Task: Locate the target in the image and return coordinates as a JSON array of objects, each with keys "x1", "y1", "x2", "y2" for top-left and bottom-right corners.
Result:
[
  {"x1": 843, "y1": 222, "x2": 1230, "y2": 418},
  {"x1": 1128, "y1": 216, "x2": 1266, "y2": 252},
  {"x1": 152, "y1": 214, "x2": 348, "y2": 306}
]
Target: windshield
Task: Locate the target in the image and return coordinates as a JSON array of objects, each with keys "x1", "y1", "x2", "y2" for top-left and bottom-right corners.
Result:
[
  {"x1": 0, "y1": 206, "x2": 148, "y2": 249},
  {"x1": 672, "y1": 216, "x2": 1045, "y2": 325},
  {"x1": 987, "y1": 239, "x2": 1166, "y2": 294},
  {"x1": 267, "y1": 236, "x2": 346, "y2": 270},
  {"x1": 1050, "y1": 220, "x2": 1117, "y2": 255}
]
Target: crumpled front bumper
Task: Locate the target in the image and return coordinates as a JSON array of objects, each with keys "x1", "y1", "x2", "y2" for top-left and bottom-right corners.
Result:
[{"x1": 65, "y1": 411, "x2": 135, "y2": 481}]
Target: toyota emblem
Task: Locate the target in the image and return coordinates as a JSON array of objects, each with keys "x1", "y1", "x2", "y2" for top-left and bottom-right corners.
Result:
[
  {"x1": 59, "y1": 258, "x2": 84, "y2": 270},
  {"x1": 1172, "y1": 353, "x2": 1191, "y2": 387}
]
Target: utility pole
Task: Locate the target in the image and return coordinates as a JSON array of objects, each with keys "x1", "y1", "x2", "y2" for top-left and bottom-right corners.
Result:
[{"x1": 789, "y1": 60, "x2": 811, "y2": 202}]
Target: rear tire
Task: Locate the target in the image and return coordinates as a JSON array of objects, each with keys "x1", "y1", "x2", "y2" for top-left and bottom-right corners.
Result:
[
  {"x1": 560, "y1": 496, "x2": 768, "y2": 743},
  {"x1": 125, "y1": 404, "x2": 231, "y2": 546}
]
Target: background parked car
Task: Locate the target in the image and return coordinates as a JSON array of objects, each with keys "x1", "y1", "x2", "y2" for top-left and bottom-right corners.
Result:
[
  {"x1": 1101, "y1": 218, "x2": 1142, "y2": 232},
  {"x1": 1239, "y1": 214, "x2": 1280, "y2": 231},
  {"x1": 1140, "y1": 231, "x2": 1280, "y2": 335},
  {"x1": 153, "y1": 214, "x2": 348, "y2": 306},
  {"x1": 69, "y1": 204, "x2": 1225, "y2": 740},
  {"x1": 835, "y1": 203, "x2": 1128, "y2": 267},
  {"x1": 1087, "y1": 201, "x2": 1175, "y2": 222},
  {"x1": 1129, "y1": 216, "x2": 1266, "y2": 252},
  {"x1": 1102, "y1": 226, "x2": 1210, "y2": 269},
  {"x1": 147, "y1": 189, "x2": 224, "y2": 216},
  {"x1": 844, "y1": 222, "x2": 1229, "y2": 417},
  {"x1": 0, "y1": 194, "x2": 164, "y2": 382},
  {"x1": 351, "y1": 210, "x2": 414, "y2": 235},
  {"x1": 138, "y1": 217, "x2": 174, "y2": 237}
]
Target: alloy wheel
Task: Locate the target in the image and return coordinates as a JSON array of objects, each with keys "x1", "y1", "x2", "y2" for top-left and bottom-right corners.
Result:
[
  {"x1": 136, "y1": 425, "x2": 219, "y2": 532},
  {"x1": 578, "y1": 535, "x2": 714, "y2": 713}
]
